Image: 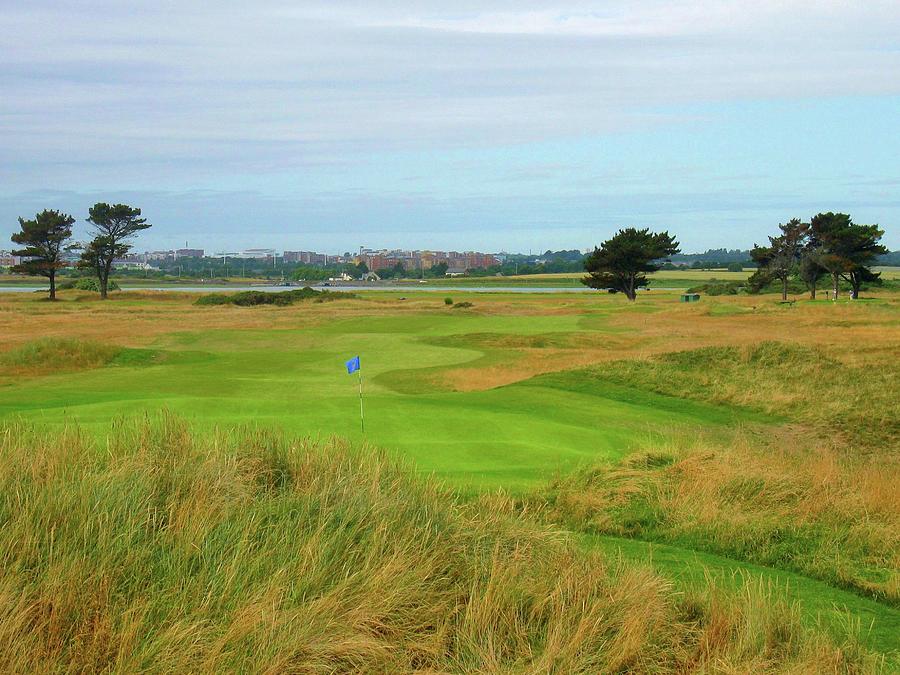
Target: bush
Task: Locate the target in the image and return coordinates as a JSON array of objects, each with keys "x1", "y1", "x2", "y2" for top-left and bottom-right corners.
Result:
[
  {"x1": 194, "y1": 293, "x2": 231, "y2": 306},
  {"x1": 57, "y1": 278, "x2": 121, "y2": 292},
  {"x1": 194, "y1": 287, "x2": 355, "y2": 307},
  {"x1": 444, "y1": 297, "x2": 453, "y2": 305},
  {"x1": 726, "y1": 262, "x2": 744, "y2": 272},
  {"x1": 686, "y1": 281, "x2": 743, "y2": 295},
  {"x1": 453, "y1": 301, "x2": 474, "y2": 309}
]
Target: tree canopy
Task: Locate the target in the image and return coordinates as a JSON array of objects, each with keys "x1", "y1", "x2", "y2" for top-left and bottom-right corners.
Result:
[
  {"x1": 78, "y1": 203, "x2": 151, "y2": 299},
  {"x1": 10, "y1": 209, "x2": 76, "y2": 300},
  {"x1": 749, "y1": 218, "x2": 807, "y2": 301},
  {"x1": 810, "y1": 212, "x2": 886, "y2": 299},
  {"x1": 582, "y1": 228, "x2": 680, "y2": 301}
]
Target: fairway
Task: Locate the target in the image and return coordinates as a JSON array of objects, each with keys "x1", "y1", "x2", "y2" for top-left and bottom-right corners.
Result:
[{"x1": 0, "y1": 303, "x2": 757, "y2": 491}]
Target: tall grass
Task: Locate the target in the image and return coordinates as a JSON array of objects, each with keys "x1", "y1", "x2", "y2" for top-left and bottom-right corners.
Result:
[
  {"x1": 539, "y1": 430, "x2": 899, "y2": 607},
  {"x1": 581, "y1": 341, "x2": 899, "y2": 449},
  {"x1": 0, "y1": 337, "x2": 121, "y2": 376},
  {"x1": 0, "y1": 414, "x2": 877, "y2": 672}
]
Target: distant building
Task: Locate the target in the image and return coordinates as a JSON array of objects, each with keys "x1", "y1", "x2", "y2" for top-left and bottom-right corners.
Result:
[
  {"x1": 139, "y1": 250, "x2": 177, "y2": 261},
  {"x1": 176, "y1": 248, "x2": 204, "y2": 258},
  {"x1": 283, "y1": 250, "x2": 329, "y2": 265},
  {"x1": 112, "y1": 260, "x2": 154, "y2": 270},
  {"x1": 353, "y1": 248, "x2": 499, "y2": 273},
  {"x1": 0, "y1": 251, "x2": 20, "y2": 267},
  {"x1": 239, "y1": 248, "x2": 276, "y2": 259}
]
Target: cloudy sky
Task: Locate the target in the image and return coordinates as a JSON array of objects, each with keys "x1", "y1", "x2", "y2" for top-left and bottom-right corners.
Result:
[{"x1": 1, "y1": 1, "x2": 898, "y2": 253}]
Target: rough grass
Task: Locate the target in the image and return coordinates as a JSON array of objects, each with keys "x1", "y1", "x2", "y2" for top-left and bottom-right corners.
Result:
[
  {"x1": 0, "y1": 415, "x2": 880, "y2": 673},
  {"x1": 533, "y1": 341, "x2": 900, "y2": 607},
  {"x1": 579, "y1": 341, "x2": 899, "y2": 449},
  {"x1": 539, "y1": 430, "x2": 900, "y2": 608},
  {"x1": 0, "y1": 337, "x2": 122, "y2": 376}
]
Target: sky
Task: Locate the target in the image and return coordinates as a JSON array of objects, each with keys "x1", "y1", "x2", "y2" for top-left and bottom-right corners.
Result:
[{"x1": 1, "y1": 1, "x2": 898, "y2": 254}]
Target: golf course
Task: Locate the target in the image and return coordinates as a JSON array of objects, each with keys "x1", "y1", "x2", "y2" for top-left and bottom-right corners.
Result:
[{"x1": 0, "y1": 283, "x2": 897, "y2": 670}]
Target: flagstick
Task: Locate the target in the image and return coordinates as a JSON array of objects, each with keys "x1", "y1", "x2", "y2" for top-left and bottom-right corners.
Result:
[{"x1": 358, "y1": 368, "x2": 365, "y2": 434}]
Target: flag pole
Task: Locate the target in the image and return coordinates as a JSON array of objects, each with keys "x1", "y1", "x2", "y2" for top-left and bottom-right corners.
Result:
[{"x1": 358, "y1": 368, "x2": 365, "y2": 434}]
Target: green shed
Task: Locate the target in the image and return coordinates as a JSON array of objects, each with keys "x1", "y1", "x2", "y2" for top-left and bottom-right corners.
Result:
[{"x1": 680, "y1": 293, "x2": 701, "y2": 302}]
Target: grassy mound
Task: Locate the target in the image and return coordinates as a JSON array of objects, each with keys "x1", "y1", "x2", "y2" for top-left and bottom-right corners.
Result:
[
  {"x1": 195, "y1": 287, "x2": 355, "y2": 307},
  {"x1": 0, "y1": 416, "x2": 875, "y2": 672},
  {"x1": 578, "y1": 341, "x2": 899, "y2": 448},
  {"x1": 0, "y1": 338, "x2": 122, "y2": 375},
  {"x1": 540, "y1": 434, "x2": 899, "y2": 608}
]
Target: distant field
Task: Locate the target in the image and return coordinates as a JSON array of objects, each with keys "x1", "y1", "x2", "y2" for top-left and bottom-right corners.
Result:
[{"x1": 1, "y1": 283, "x2": 897, "y2": 663}]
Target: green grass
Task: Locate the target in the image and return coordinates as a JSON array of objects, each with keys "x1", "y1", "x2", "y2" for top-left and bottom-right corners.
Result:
[
  {"x1": 0, "y1": 315, "x2": 759, "y2": 492},
  {"x1": 576, "y1": 341, "x2": 899, "y2": 448}
]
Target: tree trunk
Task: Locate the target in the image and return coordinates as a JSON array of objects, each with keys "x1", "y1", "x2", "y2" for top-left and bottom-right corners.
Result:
[
  {"x1": 809, "y1": 280, "x2": 816, "y2": 300},
  {"x1": 48, "y1": 271, "x2": 56, "y2": 301},
  {"x1": 781, "y1": 276, "x2": 788, "y2": 301},
  {"x1": 850, "y1": 276, "x2": 860, "y2": 300},
  {"x1": 832, "y1": 272, "x2": 839, "y2": 300},
  {"x1": 100, "y1": 262, "x2": 111, "y2": 300},
  {"x1": 625, "y1": 275, "x2": 636, "y2": 301}
]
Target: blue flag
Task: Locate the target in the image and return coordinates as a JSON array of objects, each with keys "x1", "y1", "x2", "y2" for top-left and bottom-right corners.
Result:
[{"x1": 346, "y1": 355, "x2": 360, "y2": 374}]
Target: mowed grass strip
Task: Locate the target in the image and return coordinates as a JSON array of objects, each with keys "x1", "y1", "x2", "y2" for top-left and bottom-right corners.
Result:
[
  {"x1": 0, "y1": 415, "x2": 881, "y2": 673},
  {"x1": 581, "y1": 534, "x2": 900, "y2": 659}
]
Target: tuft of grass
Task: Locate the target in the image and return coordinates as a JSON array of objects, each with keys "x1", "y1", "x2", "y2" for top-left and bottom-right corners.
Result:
[
  {"x1": 0, "y1": 415, "x2": 878, "y2": 672},
  {"x1": 0, "y1": 338, "x2": 122, "y2": 376}
]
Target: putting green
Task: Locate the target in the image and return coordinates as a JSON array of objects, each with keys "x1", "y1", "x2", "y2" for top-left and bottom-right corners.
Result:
[{"x1": 0, "y1": 312, "x2": 760, "y2": 491}]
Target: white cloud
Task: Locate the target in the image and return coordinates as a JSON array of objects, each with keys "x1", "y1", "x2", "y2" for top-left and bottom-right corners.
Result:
[{"x1": 0, "y1": 0, "x2": 898, "y2": 252}]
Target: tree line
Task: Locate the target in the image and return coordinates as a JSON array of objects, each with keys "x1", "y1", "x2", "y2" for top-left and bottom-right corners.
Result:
[
  {"x1": 9, "y1": 205, "x2": 150, "y2": 300},
  {"x1": 749, "y1": 213, "x2": 886, "y2": 300},
  {"x1": 582, "y1": 212, "x2": 886, "y2": 301}
]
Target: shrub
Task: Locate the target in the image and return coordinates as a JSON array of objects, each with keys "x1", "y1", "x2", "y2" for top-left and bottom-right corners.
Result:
[
  {"x1": 57, "y1": 278, "x2": 121, "y2": 292},
  {"x1": 453, "y1": 301, "x2": 474, "y2": 309},
  {"x1": 194, "y1": 287, "x2": 355, "y2": 307},
  {"x1": 194, "y1": 293, "x2": 231, "y2": 306},
  {"x1": 444, "y1": 297, "x2": 453, "y2": 305},
  {"x1": 686, "y1": 281, "x2": 743, "y2": 295}
]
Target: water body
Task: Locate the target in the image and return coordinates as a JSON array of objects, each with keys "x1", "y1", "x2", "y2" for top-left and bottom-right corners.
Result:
[{"x1": 0, "y1": 284, "x2": 678, "y2": 294}]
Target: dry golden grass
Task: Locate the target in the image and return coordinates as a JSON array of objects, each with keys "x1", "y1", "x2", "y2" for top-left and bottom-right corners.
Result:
[
  {"x1": 541, "y1": 425, "x2": 900, "y2": 605},
  {"x1": 3, "y1": 289, "x2": 897, "y2": 395},
  {"x1": 0, "y1": 415, "x2": 881, "y2": 672},
  {"x1": 433, "y1": 293, "x2": 900, "y2": 391}
]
